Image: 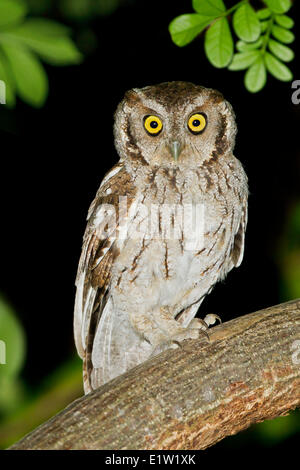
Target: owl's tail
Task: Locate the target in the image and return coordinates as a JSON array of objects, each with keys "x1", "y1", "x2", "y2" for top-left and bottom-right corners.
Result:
[{"x1": 83, "y1": 298, "x2": 152, "y2": 393}]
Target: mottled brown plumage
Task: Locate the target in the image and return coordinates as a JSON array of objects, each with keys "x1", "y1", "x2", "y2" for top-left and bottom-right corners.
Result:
[{"x1": 74, "y1": 82, "x2": 248, "y2": 393}]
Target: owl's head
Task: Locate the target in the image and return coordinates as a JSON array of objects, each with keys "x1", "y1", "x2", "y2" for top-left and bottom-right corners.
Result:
[{"x1": 114, "y1": 81, "x2": 237, "y2": 170}]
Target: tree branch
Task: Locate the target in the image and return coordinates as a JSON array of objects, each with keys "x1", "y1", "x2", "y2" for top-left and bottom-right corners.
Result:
[{"x1": 10, "y1": 299, "x2": 300, "y2": 450}]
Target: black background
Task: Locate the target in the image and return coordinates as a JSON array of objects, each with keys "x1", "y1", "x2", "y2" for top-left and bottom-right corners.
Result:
[{"x1": 0, "y1": 0, "x2": 299, "y2": 422}]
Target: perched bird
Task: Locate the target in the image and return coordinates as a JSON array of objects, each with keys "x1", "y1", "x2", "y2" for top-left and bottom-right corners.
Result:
[{"x1": 74, "y1": 81, "x2": 248, "y2": 393}]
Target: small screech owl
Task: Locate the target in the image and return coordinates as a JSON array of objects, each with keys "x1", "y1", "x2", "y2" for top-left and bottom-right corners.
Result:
[{"x1": 74, "y1": 81, "x2": 248, "y2": 393}]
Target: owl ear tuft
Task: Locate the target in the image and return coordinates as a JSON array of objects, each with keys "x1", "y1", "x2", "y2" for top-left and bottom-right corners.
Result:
[
  {"x1": 124, "y1": 89, "x2": 141, "y2": 105},
  {"x1": 220, "y1": 100, "x2": 238, "y2": 149}
]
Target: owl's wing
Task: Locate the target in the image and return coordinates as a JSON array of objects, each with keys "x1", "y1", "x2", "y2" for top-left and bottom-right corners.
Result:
[
  {"x1": 229, "y1": 194, "x2": 248, "y2": 269},
  {"x1": 74, "y1": 163, "x2": 136, "y2": 392}
]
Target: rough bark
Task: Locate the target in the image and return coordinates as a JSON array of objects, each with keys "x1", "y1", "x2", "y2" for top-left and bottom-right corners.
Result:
[{"x1": 10, "y1": 299, "x2": 300, "y2": 450}]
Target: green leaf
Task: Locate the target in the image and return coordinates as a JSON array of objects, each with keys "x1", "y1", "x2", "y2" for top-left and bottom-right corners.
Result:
[
  {"x1": 27, "y1": 37, "x2": 82, "y2": 65},
  {"x1": 260, "y1": 21, "x2": 269, "y2": 33},
  {"x1": 192, "y1": 0, "x2": 225, "y2": 16},
  {"x1": 0, "y1": 297, "x2": 25, "y2": 378},
  {"x1": 275, "y1": 14, "x2": 294, "y2": 29},
  {"x1": 0, "y1": 0, "x2": 27, "y2": 28},
  {"x1": 268, "y1": 39, "x2": 294, "y2": 62},
  {"x1": 272, "y1": 25, "x2": 295, "y2": 44},
  {"x1": 264, "y1": 0, "x2": 291, "y2": 14},
  {"x1": 228, "y1": 50, "x2": 260, "y2": 71},
  {"x1": 169, "y1": 14, "x2": 213, "y2": 47},
  {"x1": 236, "y1": 38, "x2": 263, "y2": 51},
  {"x1": 244, "y1": 57, "x2": 267, "y2": 92},
  {"x1": 1, "y1": 19, "x2": 82, "y2": 65},
  {"x1": 10, "y1": 18, "x2": 71, "y2": 37},
  {"x1": 1, "y1": 43, "x2": 48, "y2": 107},
  {"x1": 204, "y1": 17, "x2": 233, "y2": 68},
  {"x1": 256, "y1": 8, "x2": 271, "y2": 20},
  {"x1": 233, "y1": 4, "x2": 261, "y2": 42},
  {"x1": 0, "y1": 49, "x2": 16, "y2": 107},
  {"x1": 2, "y1": 34, "x2": 82, "y2": 66},
  {"x1": 264, "y1": 51, "x2": 293, "y2": 81}
]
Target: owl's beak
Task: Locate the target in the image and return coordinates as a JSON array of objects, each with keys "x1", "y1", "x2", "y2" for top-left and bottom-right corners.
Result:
[{"x1": 170, "y1": 140, "x2": 182, "y2": 161}]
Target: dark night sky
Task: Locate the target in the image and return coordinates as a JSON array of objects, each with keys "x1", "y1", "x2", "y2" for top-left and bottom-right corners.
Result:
[{"x1": 0, "y1": 0, "x2": 299, "y2": 388}]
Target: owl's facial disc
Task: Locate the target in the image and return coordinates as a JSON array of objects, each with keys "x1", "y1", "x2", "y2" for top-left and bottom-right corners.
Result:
[{"x1": 114, "y1": 82, "x2": 237, "y2": 170}]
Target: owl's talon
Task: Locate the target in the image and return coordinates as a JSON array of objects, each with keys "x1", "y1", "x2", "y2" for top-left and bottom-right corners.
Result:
[
  {"x1": 189, "y1": 317, "x2": 209, "y2": 330},
  {"x1": 203, "y1": 314, "x2": 222, "y2": 327},
  {"x1": 201, "y1": 329, "x2": 210, "y2": 341},
  {"x1": 172, "y1": 340, "x2": 182, "y2": 348}
]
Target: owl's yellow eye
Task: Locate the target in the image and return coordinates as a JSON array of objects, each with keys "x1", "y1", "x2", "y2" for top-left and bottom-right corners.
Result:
[
  {"x1": 188, "y1": 113, "x2": 207, "y2": 134},
  {"x1": 144, "y1": 115, "x2": 163, "y2": 135}
]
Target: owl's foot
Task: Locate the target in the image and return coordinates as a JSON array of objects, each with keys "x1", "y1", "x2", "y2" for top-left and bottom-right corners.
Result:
[
  {"x1": 149, "y1": 321, "x2": 209, "y2": 357},
  {"x1": 203, "y1": 313, "x2": 222, "y2": 327}
]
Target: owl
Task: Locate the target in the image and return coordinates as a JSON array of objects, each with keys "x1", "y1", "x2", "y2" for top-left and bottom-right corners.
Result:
[{"x1": 74, "y1": 81, "x2": 248, "y2": 394}]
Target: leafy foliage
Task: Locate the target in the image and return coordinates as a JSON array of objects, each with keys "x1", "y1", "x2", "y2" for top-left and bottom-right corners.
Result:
[
  {"x1": 0, "y1": 0, "x2": 82, "y2": 107},
  {"x1": 169, "y1": 0, "x2": 295, "y2": 92}
]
